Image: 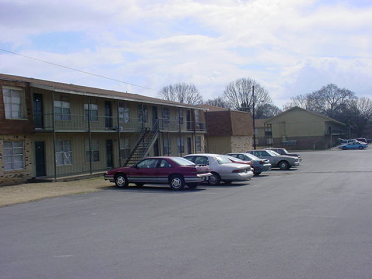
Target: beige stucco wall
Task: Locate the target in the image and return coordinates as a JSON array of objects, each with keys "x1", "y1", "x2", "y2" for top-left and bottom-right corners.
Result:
[{"x1": 0, "y1": 135, "x2": 33, "y2": 186}]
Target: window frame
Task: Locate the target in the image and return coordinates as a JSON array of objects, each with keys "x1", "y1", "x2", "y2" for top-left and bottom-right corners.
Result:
[
  {"x1": 56, "y1": 140, "x2": 72, "y2": 166},
  {"x1": 54, "y1": 97, "x2": 71, "y2": 121},
  {"x1": 2, "y1": 86, "x2": 26, "y2": 119},
  {"x1": 85, "y1": 138, "x2": 100, "y2": 162},
  {"x1": 3, "y1": 141, "x2": 25, "y2": 171}
]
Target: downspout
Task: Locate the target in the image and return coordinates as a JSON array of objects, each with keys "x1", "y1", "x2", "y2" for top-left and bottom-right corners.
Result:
[
  {"x1": 52, "y1": 92, "x2": 57, "y2": 181},
  {"x1": 117, "y1": 100, "x2": 121, "y2": 167},
  {"x1": 88, "y1": 97, "x2": 92, "y2": 175}
]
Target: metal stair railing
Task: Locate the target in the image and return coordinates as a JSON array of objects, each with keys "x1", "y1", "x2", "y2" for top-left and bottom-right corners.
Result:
[{"x1": 122, "y1": 119, "x2": 160, "y2": 166}]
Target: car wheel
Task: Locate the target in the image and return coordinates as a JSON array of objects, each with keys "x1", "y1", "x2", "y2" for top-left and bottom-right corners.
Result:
[
  {"x1": 209, "y1": 173, "x2": 221, "y2": 186},
  {"x1": 358, "y1": 146, "x2": 364, "y2": 150},
  {"x1": 187, "y1": 183, "x2": 198, "y2": 189},
  {"x1": 254, "y1": 172, "x2": 261, "y2": 176},
  {"x1": 278, "y1": 161, "x2": 289, "y2": 170},
  {"x1": 115, "y1": 173, "x2": 128, "y2": 187},
  {"x1": 169, "y1": 175, "x2": 185, "y2": 190},
  {"x1": 342, "y1": 146, "x2": 347, "y2": 150}
]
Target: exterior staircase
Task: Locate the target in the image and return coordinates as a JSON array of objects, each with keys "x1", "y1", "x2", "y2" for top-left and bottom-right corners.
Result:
[{"x1": 123, "y1": 124, "x2": 159, "y2": 167}]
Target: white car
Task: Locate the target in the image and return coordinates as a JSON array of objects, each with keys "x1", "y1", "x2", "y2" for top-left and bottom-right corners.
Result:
[{"x1": 184, "y1": 154, "x2": 253, "y2": 185}]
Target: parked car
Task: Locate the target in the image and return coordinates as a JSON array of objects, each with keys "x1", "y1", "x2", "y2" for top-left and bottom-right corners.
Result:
[
  {"x1": 227, "y1": 153, "x2": 271, "y2": 176},
  {"x1": 266, "y1": 148, "x2": 302, "y2": 162},
  {"x1": 246, "y1": 149, "x2": 300, "y2": 170},
  {"x1": 338, "y1": 141, "x2": 368, "y2": 150},
  {"x1": 184, "y1": 153, "x2": 253, "y2": 185},
  {"x1": 104, "y1": 156, "x2": 211, "y2": 190},
  {"x1": 356, "y1": 138, "x2": 368, "y2": 144}
]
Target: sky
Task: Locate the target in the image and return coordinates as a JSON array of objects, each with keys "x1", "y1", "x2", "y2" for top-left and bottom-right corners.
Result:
[{"x1": 1, "y1": 0, "x2": 372, "y2": 108}]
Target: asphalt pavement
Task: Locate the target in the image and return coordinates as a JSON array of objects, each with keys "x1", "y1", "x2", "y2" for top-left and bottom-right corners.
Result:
[{"x1": 1, "y1": 149, "x2": 372, "y2": 279}]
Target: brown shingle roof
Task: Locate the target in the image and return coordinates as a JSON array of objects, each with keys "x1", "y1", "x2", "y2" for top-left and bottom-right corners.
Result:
[{"x1": 0, "y1": 73, "x2": 204, "y2": 110}]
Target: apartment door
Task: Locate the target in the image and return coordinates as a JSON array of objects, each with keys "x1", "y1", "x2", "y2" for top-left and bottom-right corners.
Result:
[
  {"x1": 35, "y1": 141, "x2": 46, "y2": 177},
  {"x1": 152, "y1": 106, "x2": 158, "y2": 130},
  {"x1": 106, "y1": 139, "x2": 113, "y2": 168},
  {"x1": 105, "y1": 101, "x2": 112, "y2": 129},
  {"x1": 33, "y1": 93, "x2": 44, "y2": 129},
  {"x1": 187, "y1": 137, "x2": 192, "y2": 154},
  {"x1": 186, "y1": 110, "x2": 192, "y2": 130}
]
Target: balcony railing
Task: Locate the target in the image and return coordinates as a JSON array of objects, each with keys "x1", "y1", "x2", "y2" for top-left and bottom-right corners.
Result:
[{"x1": 35, "y1": 114, "x2": 206, "y2": 133}]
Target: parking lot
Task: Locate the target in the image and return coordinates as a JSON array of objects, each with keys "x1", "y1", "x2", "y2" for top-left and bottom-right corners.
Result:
[{"x1": 1, "y1": 148, "x2": 372, "y2": 279}]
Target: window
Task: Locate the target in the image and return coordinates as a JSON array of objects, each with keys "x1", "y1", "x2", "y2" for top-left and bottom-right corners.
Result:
[
  {"x1": 159, "y1": 159, "x2": 172, "y2": 168},
  {"x1": 162, "y1": 107, "x2": 170, "y2": 123},
  {"x1": 120, "y1": 138, "x2": 131, "y2": 159},
  {"x1": 2, "y1": 87, "x2": 25, "y2": 119},
  {"x1": 85, "y1": 139, "x2": 100, "y2": 162},
  {"x1": 3, "y1": 141, "x2": 24, "y2": 170},
  {"x1": 138, "y1": 105, "x2": 148, "y2": 123},
  {"x1": 176, "y1": 109, "x2": 184, "y2": 124},
  {"x1": 137, "y1": 158, "x2": 158, "y2": 169},
  {"x1": 56, "y1": 140, "x2": 72, "y2": 166},
  {"x1": 163, "y1": 137, "x2": 171, "y2": 155},
  {"x1": 177, "y1": 137, "x2": 184, "y2": 154},
  {"x1": 84, "y1": 103, "x2": 98, "y2": 121},
  {"x1": 195, "y1": 136, "x2": 202, "y2": 152},
  {"x1": 119, "y1": 102, "x2": 130, "y2": 123},
  {"x1": 54, "y1": 97, "x2": 71, "y2": 120}
]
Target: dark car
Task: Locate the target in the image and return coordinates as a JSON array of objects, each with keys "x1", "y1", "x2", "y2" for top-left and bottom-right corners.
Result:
[
  {"x1": 104, "y1": 156, "x2": 211, "y2": 190},
  {"x1": 266, "y1": 148, "x2": 302, "y2": 162},
  {"x1": 227, "y1": 153, "x2": 271, "y2": 175}
]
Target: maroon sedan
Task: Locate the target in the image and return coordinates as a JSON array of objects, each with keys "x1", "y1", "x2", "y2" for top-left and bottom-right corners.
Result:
[{"x1": 104, "y1": 156, "x2": 211, "y2": 190}]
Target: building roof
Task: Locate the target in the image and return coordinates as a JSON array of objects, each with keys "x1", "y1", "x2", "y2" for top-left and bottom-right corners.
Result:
[
  {"x1": 0, "y1": 73, "x2": 204, "y2": 110},
  {"x1": 264, "y1": 106, "x2": 346, "y2": 126},
  {"x1": 196, "y1": 104, "x2": 230, "y2": 111}
]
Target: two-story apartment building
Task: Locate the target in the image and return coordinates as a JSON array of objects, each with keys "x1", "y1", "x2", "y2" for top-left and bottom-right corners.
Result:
[
  {"x1": 256, "y1": 107, "x2": 346, "y2": 150},
  {"x1": 0, "y1": 73, "x2": 206, "y2": 186}
]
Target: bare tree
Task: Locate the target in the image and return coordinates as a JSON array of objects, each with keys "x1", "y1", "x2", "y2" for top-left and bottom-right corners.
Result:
[
  {"x1": 307, "y1": 84, "x2": 356, "y2": 118},
  {"x1": 283, "y1": 94, "x2": 310, "y2": 110},
  {"x1": 158, "y1": 82, "x2": 203, "y2": 105},
  {"x1": 223, "y1": 78, "x2": 273, "y2": 114},
  {"x1": 204, "y1": 97, "x2": 231, "y2": 108},
  {"x1": 255, "y1": 104, "x2": 282, "y2": 119},
  {"x1": 347, "y1": 97, "x2": 372, "y2": 137}
]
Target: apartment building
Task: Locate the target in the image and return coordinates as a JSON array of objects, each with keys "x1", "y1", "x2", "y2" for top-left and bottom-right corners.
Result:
[{"x1": 0, "y1": 73, "x2": 206, "y2": 186}]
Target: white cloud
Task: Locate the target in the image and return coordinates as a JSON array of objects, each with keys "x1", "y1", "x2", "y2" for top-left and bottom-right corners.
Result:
[{"x1": 1, "y1": 0, "x2": 372, "y2": 107}]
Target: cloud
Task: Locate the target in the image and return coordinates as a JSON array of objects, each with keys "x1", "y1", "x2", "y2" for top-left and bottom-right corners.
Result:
[{"x1": 1, "y1": 0, "x2": 372, "y2": 107}]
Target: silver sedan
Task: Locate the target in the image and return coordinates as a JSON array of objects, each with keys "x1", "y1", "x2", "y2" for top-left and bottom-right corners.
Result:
[
  {"x1": 184, "y1": 154, "x2": 253, "y2": 185},
  {"x1": 247, "y1": 149, "x2": 300, "y2": 170}
]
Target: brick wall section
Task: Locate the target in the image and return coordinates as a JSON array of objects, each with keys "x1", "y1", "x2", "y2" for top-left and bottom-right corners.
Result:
[
  {"x1": 231, "y1": 136, "x2": 253, "y2": 152},
  {"x1": 0, "y1": 80, "x2": 35, "y2": 135},
  {"x1": 0, "y1": 135, "x2": 33, "y2": 186}
]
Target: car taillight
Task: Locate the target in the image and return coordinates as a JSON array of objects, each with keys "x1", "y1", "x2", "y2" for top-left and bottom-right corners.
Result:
[
  {"x1": 232, "y1": 169, "x2": 247, "y2": 173},
  {"x1": 260, "y1": 160, "x2": 265, "y2": 165}
]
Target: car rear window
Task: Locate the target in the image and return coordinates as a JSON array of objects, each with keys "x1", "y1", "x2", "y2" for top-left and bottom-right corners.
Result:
[{"x1": 216, "y1": 155, "x2": 233, "y2": 164}]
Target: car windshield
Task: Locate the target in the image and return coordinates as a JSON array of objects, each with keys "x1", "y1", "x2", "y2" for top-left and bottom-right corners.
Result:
[
  {"x1": 215, "y1": 155, "x2": 234, "y2": 164},
  {"x1": 172, "y1": 157, "x2": 195, "y2": 166},
  {"x1": 267, "y1": 150, "x2": 280, "y2": 156}
]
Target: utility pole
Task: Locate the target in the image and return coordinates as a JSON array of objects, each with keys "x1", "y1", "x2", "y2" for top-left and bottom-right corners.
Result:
[{"x1": 252, "y1": 86, "x2": 256, "y2": 150}]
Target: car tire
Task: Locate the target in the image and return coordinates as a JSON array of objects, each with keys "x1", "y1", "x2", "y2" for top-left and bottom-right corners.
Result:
[
  {"x1": 115, "y1": 173, "x2": 129, "y2": 187},
  {"x1": 254, "y1": 172, "x2": 261, "y2": 176},
  {"x1": 358, "y1": 146, "x2": 364, "y2": 150},
  {"x1": 342, "y1": 146, "x2": 347, "y2": 150},
  {"x1": 169, "y1": 175, "x2": 185, "y2": 190},
  {"x1": 278, "y1": 161, "x2": 290, "y2": 170},
  {"x1": 187, "y1": 183, "x2": 198, "y2": 189},
  {"x1": 209, "y1": 173, "x2": 221, "y2": 186}
]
